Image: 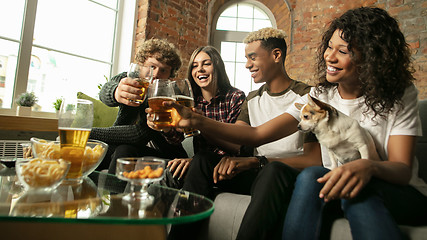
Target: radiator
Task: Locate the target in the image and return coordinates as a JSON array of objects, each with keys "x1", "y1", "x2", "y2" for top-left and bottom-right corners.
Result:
[{"x1": 0, "y1": 140, "x2": 30, "y2": 158}]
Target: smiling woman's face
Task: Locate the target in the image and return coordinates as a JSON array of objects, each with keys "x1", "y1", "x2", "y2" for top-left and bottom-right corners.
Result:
[
  {"x1": 323, "y1": 29, "x2": 358, "y2": 86},
  {"x1": 191, "y1": 51, "x2": 215, "y2": 89}
]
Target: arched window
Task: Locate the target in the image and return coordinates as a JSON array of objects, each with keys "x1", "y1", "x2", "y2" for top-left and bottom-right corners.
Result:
[{"x1": 212, "y1": 1, "x2": 276, "y2": 94}]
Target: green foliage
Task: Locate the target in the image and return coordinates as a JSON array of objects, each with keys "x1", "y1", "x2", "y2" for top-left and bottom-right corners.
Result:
[
  {"x1": 15, "y1": 92, "x2": 38, "y2": 107},
  {"x1": 97, "y1": 75, "x2": 109, "y2": 96},
  {"x1": 53, "y1": 98, "x2": 63, "y2": 111}
]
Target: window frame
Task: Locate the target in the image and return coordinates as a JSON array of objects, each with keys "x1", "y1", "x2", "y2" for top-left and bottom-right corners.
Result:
[
  {"x1": 0, "y1": 0, "x2": 137, "y2": 118},
  {"x1": 211, "y1": 0, "x2": 277, "y2": 51},
  {"x1": 211, "y1": 0, "x2": 276, "y2": 94}
]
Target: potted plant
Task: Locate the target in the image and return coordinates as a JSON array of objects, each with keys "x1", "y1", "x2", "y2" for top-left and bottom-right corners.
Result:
[
  {"x1": 15, "y1": 92, "x2": 38, "y2": 116},
  {"x1": 53, "y1": 98, "x2": 63, "y2": 116}
]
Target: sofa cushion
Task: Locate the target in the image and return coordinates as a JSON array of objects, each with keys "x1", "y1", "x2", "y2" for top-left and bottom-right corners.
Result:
[
  {"x1": 199, "y1": 193, "x2": 251, "y2": 240},
  {"x1": 330, "y1": 218, "x2": 427, "y2": 240},
  {"x1": 77, "y1": 92, "x2": 118, "y2": 128}
]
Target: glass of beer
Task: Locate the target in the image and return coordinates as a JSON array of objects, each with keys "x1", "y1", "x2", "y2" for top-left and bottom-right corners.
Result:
[
  {"x1": 147, "y1": 79, "x2": 176, "y2": 130},
  {"x1": 172, "y1": 79, "x2": 200, "y2": 138},
  {"x1": 128, "y1": 63, "x2": 153, "y2": 103},
  {"x1": 58, "y1": 97, "x2": 93, "y2": 184}
]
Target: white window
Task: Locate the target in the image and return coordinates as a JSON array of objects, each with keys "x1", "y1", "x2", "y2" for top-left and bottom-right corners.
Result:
[
  {"x1": 0, "y1": 0, "x2": 136, "y2": 117},
  {"x1": 212, "y1": 1, "x2": 275, "y2": 95}
]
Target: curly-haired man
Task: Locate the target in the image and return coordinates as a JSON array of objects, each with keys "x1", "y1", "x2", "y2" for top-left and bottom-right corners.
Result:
[{"x1": 90, "y1": 39, "x2": 187, "y2": 173}]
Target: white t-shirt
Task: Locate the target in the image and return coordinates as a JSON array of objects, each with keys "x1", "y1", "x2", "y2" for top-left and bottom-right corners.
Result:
[
  {"x1": 238, "y1": 81, "x2": 311, "y2": 158},
  {"x1": 286, "y1": 84, "x2": 427, "y2": 196}
]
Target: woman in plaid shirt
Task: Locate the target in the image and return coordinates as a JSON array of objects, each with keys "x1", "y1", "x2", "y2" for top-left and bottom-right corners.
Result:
[{"x1": 148, "y1": 46, "x2": 245, "y2": 181}]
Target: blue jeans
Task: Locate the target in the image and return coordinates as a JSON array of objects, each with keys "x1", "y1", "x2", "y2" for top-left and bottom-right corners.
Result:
[{"x1": 283, "y1": 166, "x2": 427, "y2": 240}]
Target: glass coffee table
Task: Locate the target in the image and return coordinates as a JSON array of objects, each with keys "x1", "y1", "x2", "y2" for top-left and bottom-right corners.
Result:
[{"x1": 0, "y1": 165, "x2": 214, "y2": 239}]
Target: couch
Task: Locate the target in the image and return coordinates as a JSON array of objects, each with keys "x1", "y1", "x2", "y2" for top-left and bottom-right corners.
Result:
[{"x1": 196, "y1": 99, "x2": 427, "y2": 240}]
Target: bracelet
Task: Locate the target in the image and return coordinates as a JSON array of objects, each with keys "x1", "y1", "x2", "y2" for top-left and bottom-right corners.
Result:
[{"x1": 255, "y1": 156, "x2": 268, "y2": 170}]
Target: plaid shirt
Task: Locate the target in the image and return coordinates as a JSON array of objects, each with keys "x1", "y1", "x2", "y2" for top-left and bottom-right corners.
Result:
[{"x1": 163, "y1": 87, "x2": 245, "y2": 156}]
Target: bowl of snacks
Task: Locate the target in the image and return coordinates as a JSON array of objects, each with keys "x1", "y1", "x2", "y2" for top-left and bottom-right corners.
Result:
[
  {"x1": 116, "y1": 157, "x2": 165, "y2": 203},
  {"x1": 81, "y1": 140, "x2": 108, "y2": 177},
  {"x1": 30, "y1": 137, "x2": 108, "y2": 177},
  {"x1": 15, "y1": 158, "x2": 71, "y2": 191}
]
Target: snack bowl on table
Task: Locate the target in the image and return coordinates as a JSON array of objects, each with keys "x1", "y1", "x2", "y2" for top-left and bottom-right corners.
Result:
[
  {"x1": 116, "y1": 157, "x2": 165, "y2": 204},
  {"x1": 30, "y1": 137, "x2": 108, "y2": 177},
  {"x1": 15, "y1": 158, "x2": 71, "y2": 191},
  {"x1": 81, "y1": 140, "x2": 108, "y2": 177}
]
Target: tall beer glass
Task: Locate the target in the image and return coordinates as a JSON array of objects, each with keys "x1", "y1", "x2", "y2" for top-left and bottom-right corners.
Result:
[
  {"x1": 147, "y1": 79, "x2": 176, "y2": 130},
  {"x1": 58, "y1": 97, "x2": 93, "y2": 184},
  {"x1": 128, "y1": 63, "x2": 153, "y2": 103},
  {"x1": 172, "y1": 79, "x2": 200, "y2": 138}
]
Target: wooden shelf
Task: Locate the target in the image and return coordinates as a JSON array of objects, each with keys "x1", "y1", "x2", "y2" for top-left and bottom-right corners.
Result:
[{"x1": 0, "y1": 115, "x2": 58, "y2": 132}]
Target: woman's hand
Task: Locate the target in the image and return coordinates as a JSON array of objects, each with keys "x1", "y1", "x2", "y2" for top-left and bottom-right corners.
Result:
[
  {"x1": 167, "y1": 158, "x2": 192, "y2": 179},
  {"x1": 145, "y1": 108, "x2": 172, "y2": 132},
  {"x1": 318, "y1": 159, "x2": 375, "y2": 202},
  {"x1": 114, "y1": 77, "x2": 144, "y2": 106},
  {"x1": 213, "y1": 157, "x2": 258, "y2": 183}
]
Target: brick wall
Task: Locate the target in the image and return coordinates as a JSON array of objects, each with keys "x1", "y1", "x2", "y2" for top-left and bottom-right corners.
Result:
[
  {"x1": 136, "y1": 0, "x2": 427, "y2": 99},
  {"x1": 135, "y1": 0, "x2": 209, "y2": 79}
]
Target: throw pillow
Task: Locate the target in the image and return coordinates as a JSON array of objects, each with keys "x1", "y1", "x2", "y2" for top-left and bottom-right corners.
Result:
[{"x1": 77, "y1": 92, "x2": 118, "y2": 127}]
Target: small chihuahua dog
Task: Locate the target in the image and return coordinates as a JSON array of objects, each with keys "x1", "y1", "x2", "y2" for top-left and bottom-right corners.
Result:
[{"x1": 295, "y1": 95, "x2": 380, "y2": 169}]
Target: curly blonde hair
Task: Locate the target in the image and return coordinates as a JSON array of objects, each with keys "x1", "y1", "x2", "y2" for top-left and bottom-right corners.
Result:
[
  {"x1": 244, "y1": 27, "x2": 287, "y2": 43},
  {"x1": 243, "y1": 27, "x2": 288, "y2": 63},
  {"x1": 135, "y1": 39, "x2": 182, "y2": 78}
]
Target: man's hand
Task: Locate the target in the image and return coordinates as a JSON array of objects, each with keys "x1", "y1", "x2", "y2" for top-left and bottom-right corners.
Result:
[
  {"x1": 165, "y1": 101, "x2": 199, "y2": 129},
  {"x1": 213, "y1": 157, "x2": 258, "y2": 183},
  {"x1": 114, "y1": 77, "x2": 144, "y2": 107}
]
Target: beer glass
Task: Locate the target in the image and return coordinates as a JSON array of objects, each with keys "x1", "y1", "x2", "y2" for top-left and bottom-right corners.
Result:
[
  {"x1": 128, "y1": 63, "x2": 153, "y2": 103},
  {"x1": 147, "y1": 79, "x2": 176, "y2": 130},
  {"x1": 58, "y1": 97, "x2": 93, "y2": 184},
  {"x1": 172, "y1": 79, "x2": 200, "y2": 138}
]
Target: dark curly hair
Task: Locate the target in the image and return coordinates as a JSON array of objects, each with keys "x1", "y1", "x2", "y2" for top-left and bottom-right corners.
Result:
[
  {"x1": 315, "y1": 7, "x2": 415, "y2": 118},
  {"x1": 187, "y1": 46, "x2": 233, "y2": 99}
]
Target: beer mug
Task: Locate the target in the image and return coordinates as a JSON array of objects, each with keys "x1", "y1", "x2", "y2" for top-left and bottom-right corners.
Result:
[
  {"x1": 58, "y1": 97, "x2": 93, "y2": 184},
  {"x1": 172, "y1": 79, "x2": 200, "y2": 138},
  {"x1": 147, "y1": 79, "x2": 176, "y2": 130},
  {"x1": 128, "y1": 63, "x2": 153, "y2": 103}
]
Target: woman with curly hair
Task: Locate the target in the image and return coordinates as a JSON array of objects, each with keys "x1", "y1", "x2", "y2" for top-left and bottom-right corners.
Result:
[
  {"x1": 167, "y1": 7, "x2": 427, "y2": 240},
  {"x1": 282, "y1": 7, "x2": 427, "y2": 239}
]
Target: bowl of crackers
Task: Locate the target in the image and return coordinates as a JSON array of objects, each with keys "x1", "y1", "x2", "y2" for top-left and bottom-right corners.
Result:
[
  {"x1": 15, "y1": 158, "x2": 71, "y2": 191},
  {"x1": 30, "y1": 137, "x2": 108, "y2": 177}
]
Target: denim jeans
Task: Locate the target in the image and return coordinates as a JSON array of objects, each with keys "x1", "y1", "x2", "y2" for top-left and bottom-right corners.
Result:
[{"x1": 283, "y1": 166, "x2": 427, "y2": 240}]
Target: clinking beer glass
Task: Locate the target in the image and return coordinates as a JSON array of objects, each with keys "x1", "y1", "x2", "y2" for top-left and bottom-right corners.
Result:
[
  {"x1": 128, "y1": 63, "x2": 153, "y2": 103},
  {"x1": 172, "y1": 79, "x2": 200, "y2": 138},
  {"x1": 58, "y1": 98, "x2": 93, "y2": 184},
  {"x1": 147, "y1": 79, "x2": 176, "y2": 130}
]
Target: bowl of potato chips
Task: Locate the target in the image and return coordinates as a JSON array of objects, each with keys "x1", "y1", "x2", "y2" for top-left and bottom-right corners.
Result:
[
  {"x1": 30, "y1": 138, "x2": 108, "y2": 177},
  {"x1": 16, "y1": 158, "x2": 71, "y2": 191}
]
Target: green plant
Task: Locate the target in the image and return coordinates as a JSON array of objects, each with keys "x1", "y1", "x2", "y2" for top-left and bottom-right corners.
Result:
[
  {"x1": 98, "y1": 75, "x2": 109, "y2": 96},
  {"x1": 15, "y1": 92, "x2": 38, "y2": 107},
  {"x1": 53, "y1": 98, "x2": 63, "y2": 111}
]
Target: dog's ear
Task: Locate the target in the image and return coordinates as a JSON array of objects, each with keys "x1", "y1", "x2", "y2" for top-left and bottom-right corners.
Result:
[
  {"x1": 310, "y1": 96, "x2": 337, "y2": 117},
  {"x1": 307, "y1": 95, "x2": 321, "y2": 110},
  {"x1": 295, "y1": 102, "x2": 304, "y2": 110},
  {"x1": 310, "y1": 96, "x2": 328, "y2": 110}
]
